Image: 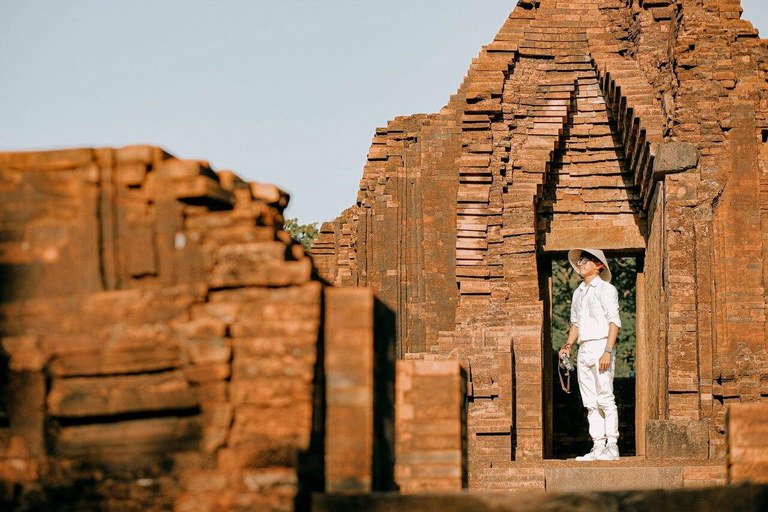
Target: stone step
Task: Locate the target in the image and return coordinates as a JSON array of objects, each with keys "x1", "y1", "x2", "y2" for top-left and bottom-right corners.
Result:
[
  {"x1": 474, "y1": 457, "x2": 727, "y2": 492},
  {"x1": 315, "y1": 484, "x2": 768, "y2": 512},
  {"x1": 546, "y1": 466, "x2": 687, "y2": 492}
]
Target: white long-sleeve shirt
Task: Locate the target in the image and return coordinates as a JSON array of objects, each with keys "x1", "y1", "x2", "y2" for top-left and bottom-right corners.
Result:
[{"x1": 570, "y1": 275, "x2": 622, "y2": 342}]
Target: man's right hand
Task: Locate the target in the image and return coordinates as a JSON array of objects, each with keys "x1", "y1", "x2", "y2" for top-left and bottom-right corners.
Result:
[{"x1": 559, "y1": 344, "x2": 571, "y2": 358}]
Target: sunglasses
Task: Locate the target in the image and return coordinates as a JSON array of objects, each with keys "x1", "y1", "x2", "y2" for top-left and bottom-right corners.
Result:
[{"x1": 577, "y1": 255, "x2": 601, "y2": 266}]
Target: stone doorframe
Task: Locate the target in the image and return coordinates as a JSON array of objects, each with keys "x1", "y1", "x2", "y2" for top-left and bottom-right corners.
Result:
[{"x1": 539, "y1": 251, "x2": 648, "y2": 458}]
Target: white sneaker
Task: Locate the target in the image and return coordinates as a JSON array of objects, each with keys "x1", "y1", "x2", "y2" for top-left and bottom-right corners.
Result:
[
  {"x1": 575, "y1": 445, "x2": 604, "y2": 461},
  {"x1": 597, "y1": 443, "x2": 620, "y2": 461}
]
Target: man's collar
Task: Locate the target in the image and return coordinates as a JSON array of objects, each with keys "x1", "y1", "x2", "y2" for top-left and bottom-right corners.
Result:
[{"x1": 579, "y1": 275, "x2": 603, "y2": 290}]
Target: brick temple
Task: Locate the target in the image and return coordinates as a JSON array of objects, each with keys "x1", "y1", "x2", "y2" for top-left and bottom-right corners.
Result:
[
  {"x1": 1, "y1": 0, "x2": 768, "y2": 510},
  {"x1": 312, "y1": 0, "x2": 768, "y2": 492}
]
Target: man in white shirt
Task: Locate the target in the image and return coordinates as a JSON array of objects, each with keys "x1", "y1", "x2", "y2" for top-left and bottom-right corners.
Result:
[{"x1": 558, "y1": 248, "x2": 622, "y2": 461}]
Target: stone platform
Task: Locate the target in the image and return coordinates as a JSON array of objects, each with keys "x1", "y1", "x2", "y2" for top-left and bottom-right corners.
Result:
[
  {"x1": 473, "y1": 457, "x2": 726, "y2": 492},
  {"x1": 314, "y1": 484, "x2": 768, "y2": 512}
]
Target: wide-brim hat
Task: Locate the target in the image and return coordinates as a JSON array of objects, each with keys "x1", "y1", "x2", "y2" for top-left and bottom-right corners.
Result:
[{"x1": 568, "y1": 248, "x2": 612, "y2": 283}]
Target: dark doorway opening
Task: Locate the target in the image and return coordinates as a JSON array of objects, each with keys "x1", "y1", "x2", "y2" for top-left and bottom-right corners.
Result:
[{"x1": 543, "y1": 255, "x2": 640, "y2": 459}]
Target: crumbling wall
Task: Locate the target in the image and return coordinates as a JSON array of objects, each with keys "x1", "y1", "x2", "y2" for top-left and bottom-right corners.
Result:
[{"x1": 0, "y1": 146, "x2": 322, "y2": 511}]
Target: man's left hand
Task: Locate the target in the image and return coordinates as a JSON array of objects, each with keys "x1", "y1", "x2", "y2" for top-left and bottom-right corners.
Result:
[{"x1": 598, "y1": 352, "x2": 611, "y2": 373}]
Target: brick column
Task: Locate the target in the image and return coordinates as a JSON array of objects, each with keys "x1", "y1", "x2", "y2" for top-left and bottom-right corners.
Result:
[
  {"x1": 395, "y1": 360, "x2": 467, "y2": 493},
  {"x1": 324, "y1": 287, "x2": 374, "y2": 493}
]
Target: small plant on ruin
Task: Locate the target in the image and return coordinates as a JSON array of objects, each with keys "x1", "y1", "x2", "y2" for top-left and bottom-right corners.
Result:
[{"x1": 284, "y1": 218, "x2": 319, "y2": 250}]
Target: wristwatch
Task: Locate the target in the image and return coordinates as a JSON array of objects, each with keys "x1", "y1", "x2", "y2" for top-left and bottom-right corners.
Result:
[{"x1": 604, "y1": 346, "x2": 614, "y2": 354}]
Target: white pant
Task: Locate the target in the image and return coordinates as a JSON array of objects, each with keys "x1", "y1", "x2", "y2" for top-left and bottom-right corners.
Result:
[{"x1": 577, "y1": 338, "x2": 619, "y2": 444}]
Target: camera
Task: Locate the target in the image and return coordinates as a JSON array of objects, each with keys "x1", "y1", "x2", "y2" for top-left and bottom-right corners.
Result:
[{"x1": 559, "y1": 352, "x2": 574, "y2": 372}]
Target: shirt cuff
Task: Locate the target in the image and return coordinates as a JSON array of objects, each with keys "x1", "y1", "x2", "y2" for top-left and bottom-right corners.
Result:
[{"x1": 607, "y1": 316, "x2": 622, "y2": 328}]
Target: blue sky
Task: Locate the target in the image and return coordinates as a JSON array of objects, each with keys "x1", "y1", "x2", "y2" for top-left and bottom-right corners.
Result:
[{"x1": 1, "y1": 1, "x2": 766, "y2": 225}]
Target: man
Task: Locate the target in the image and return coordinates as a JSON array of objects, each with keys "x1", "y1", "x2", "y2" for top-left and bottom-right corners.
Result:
[{"x1": 559, "y1": 248, "x2": 621, "y2": 461}]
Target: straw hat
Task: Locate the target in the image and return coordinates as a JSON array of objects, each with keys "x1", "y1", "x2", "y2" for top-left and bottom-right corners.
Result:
[{"x1": 568, "y1": 248, "x2": 612, "y2": 283}]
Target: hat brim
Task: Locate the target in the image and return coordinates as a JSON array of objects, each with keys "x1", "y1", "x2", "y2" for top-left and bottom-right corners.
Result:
[{"x1": 567, "y1": 248, "x2": 612, "y2": 283}]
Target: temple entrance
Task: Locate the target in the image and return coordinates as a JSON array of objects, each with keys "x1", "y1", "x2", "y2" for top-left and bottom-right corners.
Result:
[{"x1": 541, "y1": 253, "x2": 643, "y2": 459}]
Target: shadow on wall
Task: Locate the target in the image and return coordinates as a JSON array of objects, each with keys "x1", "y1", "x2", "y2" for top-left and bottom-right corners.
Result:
[{"x1": 373, "y1": 298, "x2": 397, "y2": 493}]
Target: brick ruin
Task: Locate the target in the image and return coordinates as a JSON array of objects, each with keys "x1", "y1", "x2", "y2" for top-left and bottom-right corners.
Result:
[
  {"x1": 0, "y1": 146, "x2": 330, "y2": 510},
  {"x1": 2, "y1": 1, "x2": 768, "y2": 510},
  {"x1": 312, "y1": 0, "x2": 768, "y2": 489}
]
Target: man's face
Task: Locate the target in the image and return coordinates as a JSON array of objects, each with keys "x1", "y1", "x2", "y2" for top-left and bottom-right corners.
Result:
[{"x1": 576, "y1": 253, "x2": 604, "y2": 279}]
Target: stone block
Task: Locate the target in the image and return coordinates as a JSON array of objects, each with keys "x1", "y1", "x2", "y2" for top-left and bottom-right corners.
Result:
[
  {"x1": 683, "y1": 465, "x2": 727, "y2": 488},
  {"x1": 210, "y1": 242, "x2": 311, "y2": 288},
  {"x1": 250, "y1": 182, "x2": 289, "y2": 209},
  {"x1": 4, "y1": 372, "x2": 46, "y2": 458},
  {"x1": 646, "y1": 420, "x2": 709, "y2": 459},
  {"x1": 546, "y1": 466, "x2": 684, "y2": 492},
  {"x1": 184, "y1": 363, "x2": 231, "y2": 383},
  {"x1": 115, "y1": 163, "x2": 148, "y2": 186},
  {"x1": 174, "y1": 317, "x2": 228, "y2": 339},
  {"x1": 652, "y1": 142, "x2": 699, "y2": 179},
  {"x1": 155, "y1": 158, "x2": 209, "y2": 179},
  {"x1": 157, "y1": 175, "x2": 235, "y2": 207},
  {"x1": 186, "y1": 338, "x2": 231, "y2": 365},
  {"x1": 114, "y1": 145, "x2": 169, "y2": 165},
  {"x1": 48, "y1": 345, "x2": 181, "y2": 377},
  {"x1": 1, "y1": 335, "x2": 46, "y2": 371}
]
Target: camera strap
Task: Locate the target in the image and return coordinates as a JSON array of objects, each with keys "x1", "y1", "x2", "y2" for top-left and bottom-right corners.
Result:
[{"x1": 558, "y1": 364, "x2": 571, "y2": 394}]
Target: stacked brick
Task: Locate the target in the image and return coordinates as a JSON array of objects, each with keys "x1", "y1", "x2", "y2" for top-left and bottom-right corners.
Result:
[
  {"x1": 727, "y1": 403, "x2": 768, "y2": 484},
  {"x1": 312, "y1": 0, "x2": 768, "y2": 491},
  {"x1": 0, "y1": 146, "x2": 321, "y2": 510},
  {"x1": 3, "y1": 0, "x2": 768, "y2": 503},
  {"x1": 324, "y1": 288, "x2": 375, "y2": 493},
  {"x1": 667, "y1": 0, "x2": 768, "y2": 458},
  {"x1": 322, "y1": 287, "x2": 397, "y2": 495},
  {"x1": 430, "y1": 329, "x2": 513, "y2": 483},
  {"x1": 395, "y1": 360, "x2": 467, "y2": 493}
]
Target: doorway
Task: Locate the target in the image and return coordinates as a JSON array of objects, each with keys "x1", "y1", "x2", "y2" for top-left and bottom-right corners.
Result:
[{"x1": 542, "y1": 254, "x2": 643, "y2": 459}]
